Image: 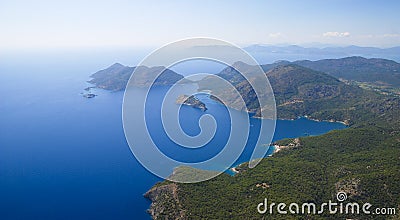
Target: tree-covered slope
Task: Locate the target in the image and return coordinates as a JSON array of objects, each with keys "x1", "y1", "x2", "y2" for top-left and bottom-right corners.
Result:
[
  {"x1": 200, "y1": 63, "x2": 398, "y2": 126},
  {"x1": 146, "y1": 60, "x2": 400, "y2": 220},
  {"x1": 147, "y1": 123, "x2": 400, "y2": 220},
  {"x1": 293, "y1": 56, "x2": 400, "y2": 88},
  {"x1": 170, "y1": 126, "x2": 400, "y2": 219},
  {"x1": 89, "y1": 63, "x2": 185, "y2": 90}
]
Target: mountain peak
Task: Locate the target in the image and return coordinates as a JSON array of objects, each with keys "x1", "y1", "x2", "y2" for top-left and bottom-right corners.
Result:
[{"x1": 109, "y1": 62, "x2": 125, "y2": 68}]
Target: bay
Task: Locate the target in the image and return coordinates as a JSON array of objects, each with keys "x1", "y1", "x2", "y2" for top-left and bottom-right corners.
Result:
[{"x1": 0, "y1": 52, "x2": 345, "y2": 220}]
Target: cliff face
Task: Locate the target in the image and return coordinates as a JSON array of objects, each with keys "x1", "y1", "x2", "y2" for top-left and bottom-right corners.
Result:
[{"x1": 144, "y1": 183, "x2": 186, "y2": 220}]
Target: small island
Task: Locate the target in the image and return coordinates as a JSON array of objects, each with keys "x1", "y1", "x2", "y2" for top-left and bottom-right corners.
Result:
[
  {"x1": 82, "y1": 93, "x2": 97, "y2": 98},
  {"x1": 88, "y1": 63, "x2": 188, "y2": 91},
  {"x1": 82, "y1": 86, "x2": 97, "y2": 98},
  {"x1": 176, "y1": 95, "x2": 207, "y2": 111}
]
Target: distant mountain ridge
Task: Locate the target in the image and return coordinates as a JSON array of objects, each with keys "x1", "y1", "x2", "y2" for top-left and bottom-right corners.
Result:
[{"x1": 245, "y1": 44, "x2": 400, "y2": 57}]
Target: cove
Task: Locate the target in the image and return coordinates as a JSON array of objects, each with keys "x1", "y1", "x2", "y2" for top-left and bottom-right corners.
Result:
[{"x1": 0, "y1": 60, "x2": 346, "y2": 220}]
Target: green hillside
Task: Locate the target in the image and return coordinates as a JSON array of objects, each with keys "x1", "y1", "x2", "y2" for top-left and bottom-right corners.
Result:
[
  {"x1": 146, "y1": 60, "x2": 400, "y2": 220},
  {"x1": 291, "y1": 57, "x2": 400, "y2": 97},
  {"x1": 89, "y1": 63, "x2": 185, "y2": 90},
  {"x1": 199, "y1": 63, "x2": 399, "y2": 126}
]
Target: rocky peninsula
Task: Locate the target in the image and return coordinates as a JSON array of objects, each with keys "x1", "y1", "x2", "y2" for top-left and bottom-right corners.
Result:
[{"x1": 176, "y1": 95, "x2": 207, "y2": 111}]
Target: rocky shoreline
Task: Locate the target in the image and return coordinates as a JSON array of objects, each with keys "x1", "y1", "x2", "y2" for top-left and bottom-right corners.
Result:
[
  {"x1": 144, "y1": 137, "x2": 303, "y2": 219},
  {"x1": 228, "y1": 138, "x2": 302, "y2": 175},
  {"x1": 144, "y1": 183, "x2": 186, "y2": 220},
  {"x1": 176, "y1": 95, "x2": 207, "y2": 111}
]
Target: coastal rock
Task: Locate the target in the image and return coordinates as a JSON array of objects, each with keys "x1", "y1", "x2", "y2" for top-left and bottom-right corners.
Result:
[
  {"x1": 273, "y1": 138, "x2": 301, "y2": 153},
  {"x1": 82, "y1": 93, "x2": 97, "y2": 98},
  {"x1": 144, "y1": 183, "x2": 186, "y2": 220},
  {"x1": 176, "y1": 95, "x2": 207, "y2": 111}
]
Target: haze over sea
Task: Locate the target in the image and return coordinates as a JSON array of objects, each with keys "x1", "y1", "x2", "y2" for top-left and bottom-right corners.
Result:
[{"x1": 0, "y1": 49, "x2": 346, "y2": 219}]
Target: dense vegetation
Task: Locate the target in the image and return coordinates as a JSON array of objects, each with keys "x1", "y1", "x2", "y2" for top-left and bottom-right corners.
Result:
[
  {"x1": 200, "y1": 62, "x2": 400, "y2": 126},
  {"x1": 174, "y1": 127, "x2": 400, "y2": 219},
  {"x1": 146, "y1": 59, "x2": 400, "y2": 219},
  {"x1": 258, "y1": 57, "x2": 400, "y2": 96},
  {"x1": 293, "y1": 57, "x2": 400, "y2": 88},
  {"x1": 86, "y1": 57, "x2": 400, "y2": 219},
  {"x1": 89, "y1": 63, "x2": 185, "y2": 90}
]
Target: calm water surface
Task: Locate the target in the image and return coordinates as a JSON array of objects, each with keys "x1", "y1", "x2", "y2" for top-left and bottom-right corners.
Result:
[{"x1": 0, "y1": 52, "x2": 346, "y2": 219}]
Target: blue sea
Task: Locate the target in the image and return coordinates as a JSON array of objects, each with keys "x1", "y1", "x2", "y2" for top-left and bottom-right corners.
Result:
[{"x1": 0, "y1": 50, "x2": 346, "y2": 220}]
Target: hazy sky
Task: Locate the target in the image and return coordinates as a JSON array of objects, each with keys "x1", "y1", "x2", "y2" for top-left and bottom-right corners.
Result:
[{"x1": 1, "y1": 0, "x2": 399, "y2": 49}]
